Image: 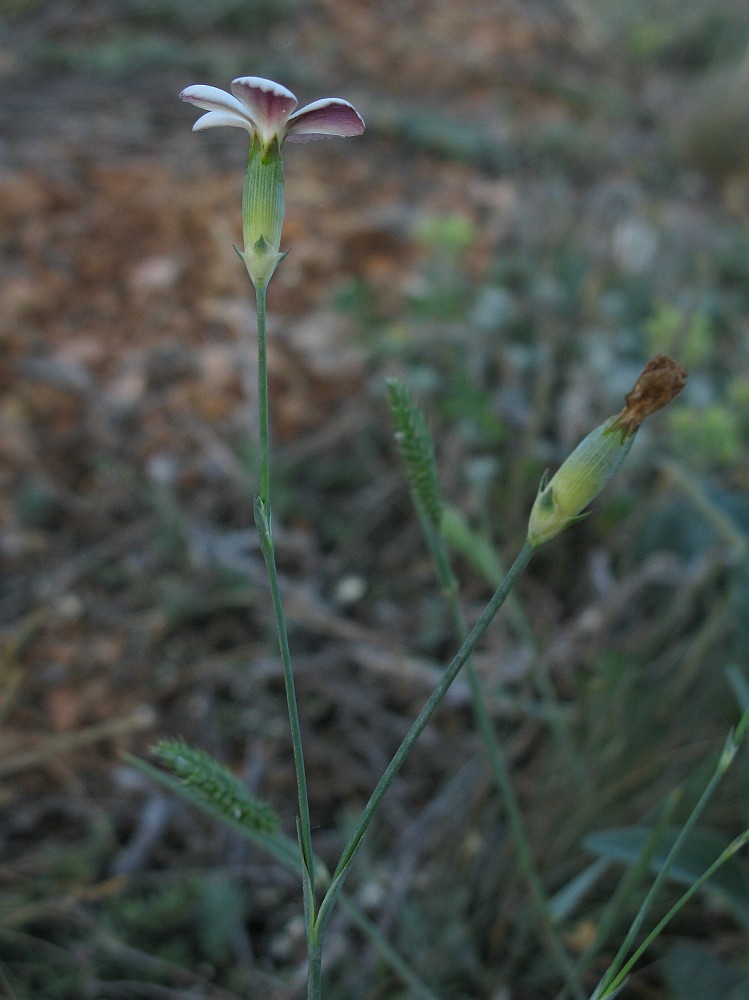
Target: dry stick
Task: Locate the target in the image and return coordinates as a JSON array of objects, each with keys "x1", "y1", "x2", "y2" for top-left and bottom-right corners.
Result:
[{"x1": 0, "y1": 706, "x2": 155, "y2": 779}]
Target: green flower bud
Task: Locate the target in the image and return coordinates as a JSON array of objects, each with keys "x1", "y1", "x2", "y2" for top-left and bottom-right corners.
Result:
[
  {"x1": 527, "y1": 355, "x2": 687, "y2": 548},
  {"x1": 528, "y1": 419, "x2": 634, "y2": 546}
]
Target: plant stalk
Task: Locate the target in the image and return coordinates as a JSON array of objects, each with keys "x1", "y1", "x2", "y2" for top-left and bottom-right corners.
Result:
[
  {"x1": 414, "y1": 504, "x2": 584, "y2": 1000},
  {"x1": 307, "y1": 932, "x2": 323, "y2": 1000},
  {"x1": 256, "y1": 283, "x2": 270, "y2": 506},
  {"x1": 252, "y1": 281, "x2": 316, "y2": 913},
  {"x1": 591, "y1": 710, "x2": 749, "y2": 999},
  {"x1": 315, "y1": 541, "x2": 536, "y2": 936}
]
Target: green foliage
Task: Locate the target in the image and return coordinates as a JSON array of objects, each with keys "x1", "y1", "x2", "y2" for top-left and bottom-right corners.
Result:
[
  {"x1": 330, "y1": 111, "x2": 749, "y2": 984},
  {"x1": 122, "y1": 0, "x2": 297, "y2": 31},
  {"x1": 626, "y1": 12, "x2": 735, "y2": 67},
  {"x1": 341, "y1": 213, "x2": 510, "y2": 484},
  {"x1": 581, "y1": 0, "x2": 749, "y2": 68},
  {"x1": 668, "y1": 404, "x2": 743, "y2": 469},
  {"x1": 414, "y1": 214, "x2": 477, "y2": 256},
  {"x1": 14, "y1": 479, "x2": 64, "y2": 529},
  {"x1": 0, "y1": 936, "x2": 87, "y2": 1000},
  {"x1": 374, "y1": 107, "x2": 512, "y2": 171},
  {"x1": 153, "y1": 739, "x2": 281, "y2": 834},
  {"x1": 644, "y1": 303, "x2": 713, "y2": 368},
  {"x1": 196, "y1": 874, "x2": 249, "y2": 965},
  {"x1": 22, "y1": 0, "x2": 298, "y2": 75},
  {"x1": 398, "y1": 212, "x2": 478, "y2": 323},
  {"x1": 662, "y1": 942, "x2": 749, "y2": 1000},
  {"x1": 440, "y1": 504, "x2": 504, "y2": 587},
  {"x1": 0, "y1": 869, "x2": 262, "y2": 997},
  {"x1": 439, "y1": 372, "x2": 506, "y2": 445},
  {"x1": 109, "y1": 881, "x2": 199, "y2": 954},
  {"x1": 0, "y1": 0, "x2": 46, "y2": 24},
  {"x1": 29, "y1": 30, "x2": 198, "y2": 74},
  {"x1": 584, "y1": 825, "x2": 749, "y2": 928}
]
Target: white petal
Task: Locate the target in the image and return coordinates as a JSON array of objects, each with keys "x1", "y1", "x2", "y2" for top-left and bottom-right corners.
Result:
[
  {"x1": 180, "y1": 84, "x2": 252, "y2": 122},
  {"x1": 192, "y1": 110, "x2": 253, "y2": 133}
]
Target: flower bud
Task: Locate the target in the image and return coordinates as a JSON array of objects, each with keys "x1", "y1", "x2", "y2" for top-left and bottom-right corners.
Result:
[
  {"x1": 239, "y1": 134, "x2": 286, "y2": 290},
  {"x1": 527, "y1": 355, "x2": 687, "y2": 547}
]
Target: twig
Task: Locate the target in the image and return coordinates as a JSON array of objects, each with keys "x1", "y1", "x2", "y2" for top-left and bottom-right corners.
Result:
[{"x1": 0, "y1": 706, "x2": 155, "y2": 779}]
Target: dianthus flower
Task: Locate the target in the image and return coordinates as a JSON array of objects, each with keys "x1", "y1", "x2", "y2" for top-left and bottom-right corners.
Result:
[{"x1": 180, "y1": 76, "x2": 365, "y2": 288}]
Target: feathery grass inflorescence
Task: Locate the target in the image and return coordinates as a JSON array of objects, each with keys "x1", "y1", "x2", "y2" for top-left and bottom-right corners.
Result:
[
  {"x1": 153, "y1": 739, "x2": 280, "y2": 834},
  {"x1": 387, "y1": 378, "x2": 443, "y2": 529}
]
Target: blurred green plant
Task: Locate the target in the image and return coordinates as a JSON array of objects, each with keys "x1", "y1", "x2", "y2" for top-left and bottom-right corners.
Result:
[
  {"x1": 584, "y1": 824, "x2": 749, "y2": 928},
  {"x1": 662, "y1": 941, "x2": 749, "y2": 1000},
  {"x1": 644, "y1": 303, "x2": 713, "y2": 368},
  {"x1": 28, "y1": 30, "x2": 203, "y2": 74},
  {"x1": 20, "y1": 0, "x2": 299, "y2": 76},
  {"x1": 637, "y1": 292, "x2": 749, "y2": 477},
  {"x1": 122, "y1": 0, "x2": 298, "y2": 31},
  {"x1": 0, "y1": 0, "x2": 46, "y2": 24},
  {"x1": 668, "y1": 403, "x2": 744, "y2": 469}
]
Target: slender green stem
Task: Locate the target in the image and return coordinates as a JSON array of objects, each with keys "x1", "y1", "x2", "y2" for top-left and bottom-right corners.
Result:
[
  {"x1": 316, "y1": 541, "x2": 536, "y2": 935},
  {"x1": 464, "y1": 678, "x2": 583, "y2": 1000},
  {"x1": 307, "y1": 932, "x2": 323, "y2": 1000},
  {"x1": 256, "y1": 283, "x2": 270, "y2": 506},
  {"x1": 414, "y1": 507, "x2": 584, "y2": 1000},
  {"x1": 128, "y1": 752, "x2": 440, "y2": 1000},
  {"x1": 591, "y1": 715, "x2": 747, "y2": 999},
  {"x1": 554, "y1": 790, "x2": 679, "y2": 1000},
  {"x1": 251, "y1": 282, "x2": 315, "y2": 909},
  {"x1": 254, "y1": 506, "x2": 315, "y2": 900},
  {"x1": 601, "y1": 828, "x2": 749, "y2": 998}
]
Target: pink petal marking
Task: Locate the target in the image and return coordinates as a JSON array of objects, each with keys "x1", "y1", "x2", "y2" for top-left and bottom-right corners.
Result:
[
  {"x1": 286, "y1": 98, "x2": 365, "y2": 141},
  {"x1": 230, "y1": 77, "x2": 298, "y2": 140}
]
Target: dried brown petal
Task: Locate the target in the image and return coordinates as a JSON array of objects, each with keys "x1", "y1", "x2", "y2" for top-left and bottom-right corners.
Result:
[{"x1": 613, "y1": 354, "x2": 688, "y2": 436}]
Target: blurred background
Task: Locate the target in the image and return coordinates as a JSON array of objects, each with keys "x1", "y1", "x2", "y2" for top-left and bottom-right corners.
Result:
[{"x1": 2, "y1": 1, "x2": 749, "y2": 997}]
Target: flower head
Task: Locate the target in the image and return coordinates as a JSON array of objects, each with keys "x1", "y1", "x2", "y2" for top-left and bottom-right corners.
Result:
[
  {"x1": 180, "y1": 76, "x2": 364, "y2": 290},
  {"x1": 180, "y1": 76, "x2": 365, "y2": 152},
  {"x1": 527, "y1": 355, "x2": 687, "y2": 547}
]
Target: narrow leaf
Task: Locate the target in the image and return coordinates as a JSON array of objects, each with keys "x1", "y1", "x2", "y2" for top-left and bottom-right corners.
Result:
[{"x1": 584, "y1": 825, "x2": 749, "y2": 927}]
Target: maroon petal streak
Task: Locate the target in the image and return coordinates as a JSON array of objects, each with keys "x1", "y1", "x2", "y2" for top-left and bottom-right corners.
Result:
[
  {"x1": 230, "y1": 77, "x2": 298, "y2": 140},
  {"x1": 286, "y1": 98, "x2": 365, "y2": 142}
]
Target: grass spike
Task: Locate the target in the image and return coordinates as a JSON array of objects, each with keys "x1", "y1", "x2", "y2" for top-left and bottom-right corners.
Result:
[
  {"x1": 386, "y1": 378, "x2": 443, "y2": 528},
  {"x1": 153, "y1": 739, "x2": 280, "y2": 834}
]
